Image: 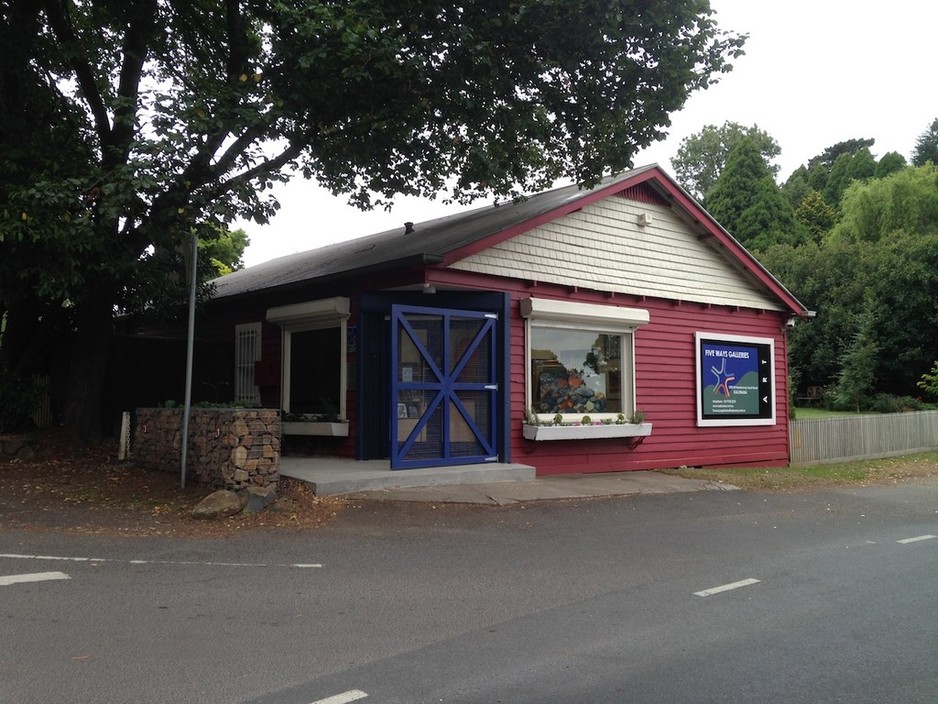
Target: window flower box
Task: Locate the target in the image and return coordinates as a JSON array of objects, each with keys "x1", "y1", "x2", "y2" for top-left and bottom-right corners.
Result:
[
  {"x1": 522, "y1": 422, "x2": 652, "y2": 441},
  {"x1": 282, "y1": 421, "x2": 349, "y2": 437}
]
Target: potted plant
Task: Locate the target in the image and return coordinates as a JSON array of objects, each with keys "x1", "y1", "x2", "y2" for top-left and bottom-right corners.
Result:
[
  {"x1": 281, "y1": 411, "x2": 349, "y2": 437},
  {"x1": 522, "y1": 410, "x2": 652, "y2": 441}
]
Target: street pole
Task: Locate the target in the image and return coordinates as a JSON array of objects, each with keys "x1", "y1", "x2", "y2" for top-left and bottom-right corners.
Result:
[{"x1": 180, "y1": 232, "x2": 197, "y2": 490}]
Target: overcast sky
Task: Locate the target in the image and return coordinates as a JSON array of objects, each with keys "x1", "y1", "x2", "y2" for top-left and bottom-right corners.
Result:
[{"x1": 239, "y1": 0, "x2": 937, "y2": 267}]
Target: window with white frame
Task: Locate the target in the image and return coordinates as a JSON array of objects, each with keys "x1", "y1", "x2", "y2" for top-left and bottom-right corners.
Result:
[
  {"x1": 521, "y1": 298, "x2": 649, "y2": 421},
  {"x1": 234, "y1": 322, "x2": 262, "y2": 404},
  {"x1": 267, "y1": 297, "x2": 350, "y2": 420},
  {"x1": 285, "y1": 325, "x2": 341, "y2": 416}
]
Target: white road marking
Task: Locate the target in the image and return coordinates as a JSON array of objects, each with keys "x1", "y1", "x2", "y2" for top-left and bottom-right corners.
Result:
[
  {"x1": 310, "y1": 690, "x2": 368, "y2": 704},
  {"x1": 0, "y1": 571, "x2": 71, "y2": 587},
  {"x1": 0, "y1": 554, "x2": 106, "y2": 563},
  {"x1": 0, "y1": 553, "x2": 321, "y2": 568},
  {"x1": 694, "y1": 578, "x2": 761, "y2": 597},
  {"x1": 896, "y1": 535, "x2": 937, "y2": 544}
]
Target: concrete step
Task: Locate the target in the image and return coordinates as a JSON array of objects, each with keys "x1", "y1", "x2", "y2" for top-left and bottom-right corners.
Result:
[{"x1": 279, "y1": 457, "x2": 536, "y2": 496}]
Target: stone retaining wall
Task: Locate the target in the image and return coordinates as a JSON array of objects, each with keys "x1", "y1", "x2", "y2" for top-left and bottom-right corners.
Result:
[
  {"x1": 134, "y1": 408, "x2": 280, "y2": 489},
  {"x1": 0, "y1": 434, "x2": 37, "y2": 460}
]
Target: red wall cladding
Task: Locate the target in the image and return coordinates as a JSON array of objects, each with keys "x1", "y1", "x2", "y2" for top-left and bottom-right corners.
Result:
[{"x1": 505, "y1": 286, "x2": 791, "y2": 475}]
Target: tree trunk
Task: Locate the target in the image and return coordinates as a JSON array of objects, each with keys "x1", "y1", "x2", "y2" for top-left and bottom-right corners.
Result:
[{"x1": 61, "y1": 289, "x2": 115, "y2": 440}]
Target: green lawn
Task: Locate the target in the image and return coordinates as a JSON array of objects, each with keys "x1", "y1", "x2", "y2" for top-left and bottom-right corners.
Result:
[{"x1": 791, "y1": 406, "x2": 861, "y2": 420}]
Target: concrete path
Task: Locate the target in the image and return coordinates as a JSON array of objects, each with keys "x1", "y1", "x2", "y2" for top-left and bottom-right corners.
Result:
[
  {"x1": 280, "y1": 456, "x2": 738, "y2": 503},
  {"x1": 342, "y1": 471, "x2": 739, "y2": 505}
]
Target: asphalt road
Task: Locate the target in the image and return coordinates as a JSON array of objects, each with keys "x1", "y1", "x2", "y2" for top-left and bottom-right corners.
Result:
[{"x1": 2, "y1": 478, "x2": 937, "y2": 703}]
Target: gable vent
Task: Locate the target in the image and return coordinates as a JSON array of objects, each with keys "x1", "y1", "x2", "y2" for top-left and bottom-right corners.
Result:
[{"x1": 616, "y1": 183, "x2": 669, "y2": 206}]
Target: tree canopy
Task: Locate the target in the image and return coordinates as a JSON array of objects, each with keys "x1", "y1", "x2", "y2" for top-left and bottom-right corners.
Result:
[
  {"x1": 808, "y1": 138, "x2": 876, "y2": 170},
  {"x1": 202, "y1": 227, "x2": 249, "y2": 277},
  {"x1": 912, "y1": 118, "x2": 938, "y2": 166},
  {"x1": 761, "y1": 164, "x2": 938, "y2": 402},
  {"x1": 830, "y1": 164, "x2": 938, "y2": 244},
  {"x1": 781, "y1": 139, "x2": 882, "y2": 210},
  {"x1": 0, "y1": 0, "x2": 746, "y2": 436},
  {"x1": 670, "y1": 121, "x2": 780, "y2": 202}
]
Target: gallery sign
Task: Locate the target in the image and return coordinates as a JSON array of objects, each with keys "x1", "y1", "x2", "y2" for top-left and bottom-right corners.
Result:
[{"x1": 695, "y1": 332, "x2": 775, "y2": 427}]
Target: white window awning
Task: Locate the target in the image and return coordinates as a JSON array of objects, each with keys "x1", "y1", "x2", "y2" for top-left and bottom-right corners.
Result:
[
  {"x1": 266, "y1": 297, "x2": 350, "y2": 327},
  {"x1": 520, "y1": 297, "x2": 649, "y2": 331}
]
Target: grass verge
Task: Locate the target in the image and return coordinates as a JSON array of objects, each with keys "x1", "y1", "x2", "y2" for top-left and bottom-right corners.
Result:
[{"x1": 664, "y1": 451, "x2": 938, "y2": 491}]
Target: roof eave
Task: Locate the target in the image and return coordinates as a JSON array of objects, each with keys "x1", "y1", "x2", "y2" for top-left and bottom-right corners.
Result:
[{"x1": 211, "y1": 252, "x2": 444, "y2": 304}]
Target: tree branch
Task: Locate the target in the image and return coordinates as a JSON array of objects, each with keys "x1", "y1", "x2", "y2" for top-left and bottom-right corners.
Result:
[
  {"x1": 42, "y1": 0, "x2": 111, "y2": 146},
  {"x1": 176, "y1": 0, "x2": 254, "y2": 193},
  {"x1": 208, "y1": 124, "x2": 266, "y2": 177},
  {"x1": 225, "y1": 0, "x2": 249, "y2": 79},
  {"x1": 110, "y1": 0, "x2": 158, "y2": 165},
  {"x1": 206, "y1": 142, "x2": 304, "y2": 200}
]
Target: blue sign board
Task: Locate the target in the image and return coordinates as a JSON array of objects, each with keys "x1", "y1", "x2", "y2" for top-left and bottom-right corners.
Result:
[{"x1": 695, "y1": 333, "x2": 775, "y2": 426}]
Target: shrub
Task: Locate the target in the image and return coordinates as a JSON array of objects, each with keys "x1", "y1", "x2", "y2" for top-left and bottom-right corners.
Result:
[
  {"x1": 919, "y1": 361, "x2": 938, "y2": 398},
  {"x1": 0, "y1": 374, "x2": 41, "y2": 432},
  {"x1": 893, "y1": 396, "x2": 927, "y2": 412},
  {"x1": 869, "y1": 394, "x2": 927, "y2": 414}
]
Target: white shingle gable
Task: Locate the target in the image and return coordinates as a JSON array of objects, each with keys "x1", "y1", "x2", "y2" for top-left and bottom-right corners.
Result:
[{"x1": 449, "y1": 195, "x2": 784, "y2": 311}]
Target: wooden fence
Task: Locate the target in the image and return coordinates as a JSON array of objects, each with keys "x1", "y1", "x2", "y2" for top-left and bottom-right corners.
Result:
[
  {"x1": 790, "y1": 410, "x2": 938, "y2": 465},
  {"x1": 32, "y1": 375, "x2": 54, "y2": 429}
]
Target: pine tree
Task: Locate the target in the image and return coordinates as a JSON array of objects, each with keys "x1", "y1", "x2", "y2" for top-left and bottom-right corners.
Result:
[
  {"x1": 794, "y1": 190, "x2": 836, "y2": 242},
  {"x1": 833, "y1": 298, "x2": 879, "y2": 412},
  {"x1": 705, "y1": 137, "x2": 807, "y2": 251},
  {"x1": 912, "y1": 118, "x2": 938, "y2": 166}
]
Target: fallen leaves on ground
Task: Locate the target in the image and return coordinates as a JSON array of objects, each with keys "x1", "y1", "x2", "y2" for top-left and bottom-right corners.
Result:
[{"x1": 0, "y1": 432, "x2": 345, "y2": 537}]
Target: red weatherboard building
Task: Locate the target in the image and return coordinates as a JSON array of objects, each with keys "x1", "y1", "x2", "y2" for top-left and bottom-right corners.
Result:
[{"x1": 201, "y1": 165, "x2": 810, "y2": 476}]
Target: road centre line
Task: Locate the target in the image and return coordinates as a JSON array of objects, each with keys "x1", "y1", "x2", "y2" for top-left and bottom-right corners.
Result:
[
  {"x1": 0, "y1": 571, "x2": 71, "y2": 587},
  {"x1": 309, "y1": 690, "x2": 368, "y2": 704},
  {"x1": 896, "y1": 535, "x2": 937, "y2": 544},
  {"x1": 694, "y1": 578, "x2": 761, "y2": 597},
  {"x1": 0, "y1": 553, "x2": 321, "y2": 568}
]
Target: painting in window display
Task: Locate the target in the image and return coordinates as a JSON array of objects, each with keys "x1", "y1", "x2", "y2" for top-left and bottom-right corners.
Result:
[{"x1": 531, "y1": 329, "x2": 623, "y2": 415}]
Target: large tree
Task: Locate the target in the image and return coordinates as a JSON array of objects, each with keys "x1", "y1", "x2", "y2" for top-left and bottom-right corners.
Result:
[
  {"x1": 0, "y1": 0, "x2": 746, "y2": 437},
  {"x1": 793, "y1": 189, "x2": 836, "y2": 243},
  {"x1": 821, "y1": 147, "x2": 877, "y2": 206},
  {"x1": 875, "y1": 151, "x2": 907, "y2": 178},
  {"x1": 704, "y1": 137, "x2": 806, "y2": 251},
  {"x1": 670, "y1": 121, "x2": 780, "y2": 202}
]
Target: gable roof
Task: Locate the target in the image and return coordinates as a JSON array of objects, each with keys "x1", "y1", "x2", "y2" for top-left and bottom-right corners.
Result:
[{"x1": 212, "y1": 165, "x2": 809, "y2": 317}]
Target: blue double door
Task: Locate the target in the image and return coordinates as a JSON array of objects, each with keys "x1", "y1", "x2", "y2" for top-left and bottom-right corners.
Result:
[{"x1": 390, "y1": 305, "x2": 499, "y2": 469}]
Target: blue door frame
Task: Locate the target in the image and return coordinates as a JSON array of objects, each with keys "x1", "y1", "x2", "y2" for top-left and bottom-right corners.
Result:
[{"x1": 390, "y1": 304, "x2": 499, "y2": 469}]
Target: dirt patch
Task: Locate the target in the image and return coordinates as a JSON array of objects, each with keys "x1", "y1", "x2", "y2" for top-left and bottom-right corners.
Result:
[{"x1": 0, "y1": 432, "x2": 345, "y2": 537}]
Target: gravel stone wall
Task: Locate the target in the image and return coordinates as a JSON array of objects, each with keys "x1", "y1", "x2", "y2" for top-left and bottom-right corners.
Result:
[{"x1": 134, "y1": 408, "x2": 280, "y2": 489}]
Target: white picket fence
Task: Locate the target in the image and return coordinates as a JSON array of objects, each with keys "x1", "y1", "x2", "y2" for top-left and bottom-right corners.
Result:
[{"x1": 790, "y1": 410, "x2": 938, "y2": 465}]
